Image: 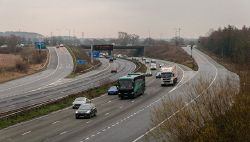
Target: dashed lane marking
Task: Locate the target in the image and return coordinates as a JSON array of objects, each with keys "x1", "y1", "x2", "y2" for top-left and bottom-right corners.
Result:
[
  {"x1": 22, "y1": 131, "x2": 31, "y2": 136},
  {"x1": 52, "y1": 121, "x2": 60, "y2": 124}
]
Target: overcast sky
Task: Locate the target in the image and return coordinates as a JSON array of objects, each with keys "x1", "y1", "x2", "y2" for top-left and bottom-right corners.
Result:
[{"x1": 0, "y1": 0, "x2": 250, "y2": 38}]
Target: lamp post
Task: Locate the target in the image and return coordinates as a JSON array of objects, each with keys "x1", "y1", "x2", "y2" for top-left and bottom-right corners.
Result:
[{"x1": 190, "y1": 45, "x2": 193, "y2": 58}]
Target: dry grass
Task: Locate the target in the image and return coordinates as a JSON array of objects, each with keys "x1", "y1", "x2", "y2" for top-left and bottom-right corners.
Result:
[
  {"x1": 0, "y1": 63, "x2": 46, "y2": 83},
  {"x1": 145, "y1": 45, "x2": 198, "y2": 71},
  {"x1": 0, "y1": 54, "x2": 21, "y2": 68},
  {"x1": 147, "y1": 76, "x2": 239, "y2": 142},
  {"x1": 0, "y1": 47, "x2": 48, "y2": 83},
  {"x1": 66, "y1": 46, "x2": 101, "y2": 77}
]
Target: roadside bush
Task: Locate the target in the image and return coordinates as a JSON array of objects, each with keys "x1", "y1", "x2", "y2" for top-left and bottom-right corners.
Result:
[
  {"x1": 19, "y1": 47, "x2": 47, "y2": 64},
  {"x1": 148, "y1": 76, "x2": 238, "y2": 142},
  {"x1": 15, "y1": 60, "x2": 28, "y2": 72},
  {"x1": 67, "y1": 46, "x2": 101, "y2": 76},
  {"x1": 31, "y1": 50, "x2": 47, "y2": 64}
]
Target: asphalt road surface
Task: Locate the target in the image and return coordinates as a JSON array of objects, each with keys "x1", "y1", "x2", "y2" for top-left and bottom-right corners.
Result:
[
  {"x1": 0, "y1": 56, "x2": 136, "y2": 115},
  {"x1": 0, "y1": 47, "x2": 73, "y2": 99},
  {"x1": 0, "y1": 47, "x2": 239, "y2": 142}
]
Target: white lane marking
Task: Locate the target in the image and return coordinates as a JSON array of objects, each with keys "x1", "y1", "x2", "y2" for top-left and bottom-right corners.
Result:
[
  {"x1": 119, "y1": 106, "x2": 123, "y2": 109},
  {"x1": 22, "y1": 131, "x2": 31, "y2": 136},
  {"x1": 0, "y1": 47, "x2": 60, "y2": 93},
  {"x1": 60, "y1": 131, "x2": 67, "y2": 135},
  {"x1": 132, "y1": 49, "x2": 218, "y2": 142},
  {"x1": 169, "y1": 64, "x2": 185, "y2": 93},
  {"x1": 86, "y1": 120, "x2": 92, "y2": 124},
  {"x1": 0, "y1": 59, "x2": 135, "y2": 136},
  {"x1": 52, "y1": 121, "x2": 60, "y2": 124},
  {"x1": 80, "y1": 58, "x2": 195, "y2": 142},
  {"x1": 0, "y1": 93, "x2": 108, "y2": 132},
  {"x1": 10, "y1": 56, "x2": 109, "y2": 97},
  {"x1": 105, "y1": 113, "x2": 110, "y2": 116},
  {"x1": 107, "y1": 100, "x2": 112, "y2": 103}
]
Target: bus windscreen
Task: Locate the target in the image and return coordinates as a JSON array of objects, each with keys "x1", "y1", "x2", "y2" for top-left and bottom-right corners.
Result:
[{"x1": 119, "y1": 80, "x2": 133, "y2": 90}]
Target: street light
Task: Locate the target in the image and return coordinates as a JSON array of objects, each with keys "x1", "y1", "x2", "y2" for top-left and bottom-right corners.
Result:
[{"x1": 190, "y1": 45, "x2": 193, "y2": 58}]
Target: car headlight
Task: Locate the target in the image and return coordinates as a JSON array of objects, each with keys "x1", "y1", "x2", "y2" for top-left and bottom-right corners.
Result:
[
  {"x1": 86, "y1": 110, "x2": 91, "y2": 113},
  {"x1": 75, "y1": 111, "x2": 79, "y2": 114}
]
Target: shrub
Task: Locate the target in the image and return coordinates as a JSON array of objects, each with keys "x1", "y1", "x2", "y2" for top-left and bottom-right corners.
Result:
[
  {"x1": 148, "y1": 76, "x2": 239, "y2": 142},
  {"x1": 15, "y1": 60, "x2": 28, "y2": 72}
]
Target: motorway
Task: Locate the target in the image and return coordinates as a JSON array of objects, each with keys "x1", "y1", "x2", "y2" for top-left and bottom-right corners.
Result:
[
  {"x1": 0, "y1": 47, "x2": 239, "y2": 142},
  {"x1": 0, "y1": 53, "x2": 136, "y2": 116},
  {"x1": 0, "y1": 47, "x2": 74, "y2": 114},
  {"x1": 0, "y1": 47, "x2": 73, "y2": 99}
]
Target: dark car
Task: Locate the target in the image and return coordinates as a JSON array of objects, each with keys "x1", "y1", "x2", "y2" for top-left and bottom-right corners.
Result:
[
  {"x1": 145, "y1": 71, "x2": 153, "y2": 77},
  {"x1": 108, "y1": 86, "x2": 119, "y2": 95},
  {"x1": 156, "y1": 72, "x2": 161, "y2": 78},
  {"x1": 109, "y1": 57, "x2": 114, "y2": 62},
  {"x1": 75, "y1": 103, "x2": 97, "y2": 119}
]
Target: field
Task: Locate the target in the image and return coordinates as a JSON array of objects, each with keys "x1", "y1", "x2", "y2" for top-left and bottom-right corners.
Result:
[
  {"x1": 0, "y1": 48, "x2": 48, "y2": 83},
  {"x1": 0, "y1": 54, "x2": 21, "y2": 68}
]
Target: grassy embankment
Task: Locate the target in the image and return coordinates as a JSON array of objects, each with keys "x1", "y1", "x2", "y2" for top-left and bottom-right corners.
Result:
[
  {"x1": 66, "y1": 46, "x2": 100, "y2": 78},
  {"x1": 0, "y1": 58, "x2": 146, "y2": 130},
  {"x1": 145, "y1": 45, "x2": 198, "y2": 71},
  {"x1": 148, "y1": 26, "x2": 250, "y2": 141},
  {"x1": 0, "y1": 47, "x2": 48, "y2": 83}
]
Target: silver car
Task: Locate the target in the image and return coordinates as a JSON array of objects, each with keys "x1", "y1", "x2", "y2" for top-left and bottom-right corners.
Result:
[{"x1": 72, "y1": 97, "x2": 91, "y2": 109}]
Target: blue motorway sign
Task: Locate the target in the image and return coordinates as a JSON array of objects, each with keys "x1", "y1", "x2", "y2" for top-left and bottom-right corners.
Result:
[
  {"x1": 35, "y1": 42, "x2": 46, "y2": 49},
  {"x1": 77, "y1": 59, "x2": 87, "y2": 65},
  {"x1": 88, "y1": 51, "x2": 100, "y2": 58}
]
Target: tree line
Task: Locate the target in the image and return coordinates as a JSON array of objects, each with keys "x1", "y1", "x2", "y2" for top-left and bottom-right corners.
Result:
[{"x1": 198, "y1": 25, "x2": 250, "y2": 64}]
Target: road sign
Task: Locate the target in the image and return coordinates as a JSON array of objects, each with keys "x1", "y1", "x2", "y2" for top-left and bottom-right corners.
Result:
[
  {"x1": 89, "y1": 51, "x2": 100, "y2": 58},
  {"x1": 93, "y1": 45, "x2": 113, "y2": 51},
  {"x1": 35, "y1": 42, "x2": 46, "y2": 49},
  {"x1": 93, "y1": 51, "x2": 100, "y2": 58},
  {"x1": 77, "y1": 59, "x2": 87, "y2": 65}
]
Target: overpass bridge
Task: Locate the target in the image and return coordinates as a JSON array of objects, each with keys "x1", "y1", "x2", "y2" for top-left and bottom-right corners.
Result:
[{"x1": 80, "y1": 45, "x2": 145, "y2": 57}]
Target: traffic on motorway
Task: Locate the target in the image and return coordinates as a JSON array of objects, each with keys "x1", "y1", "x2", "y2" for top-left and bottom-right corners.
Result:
[
  {"x1": 0, "y1": 45, "x2": 236, "y2": 142},
  {"x1": 72, "y1": 58, "x2": 179, "y2": 120}
]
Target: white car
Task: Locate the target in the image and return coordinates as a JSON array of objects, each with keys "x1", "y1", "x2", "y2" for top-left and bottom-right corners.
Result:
[
  {"x1": 150, "y1": 63, "x2": 157, "y2": 70},
  {"x1": 145, "y1": 60, "x2": 150, "y2": 64},
  {"x1": 72, "y1": 97, "x2": 91, "y2": 109},
  {"x1": 145, "y1": 71, "x2": 153, "y2": 77},
  {"x1": 59, "y1": 44, "x2": 64, "y2": 47},
  {"x1": 111, "y1": 66, "x2": 118, "y2": 73},
  {"x1": 151, "y1": 59, "x2": 156, "y2": 63}
]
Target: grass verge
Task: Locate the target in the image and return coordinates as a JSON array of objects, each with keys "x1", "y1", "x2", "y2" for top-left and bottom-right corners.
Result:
[
  {"x1": 0, "y1": 48, "x2": 48, "y2": 83},
  {"x1": 0, "y1": 56, "x2": 142, "y2": 130},
  {"x1": 145, "y1": 45, "x2": 198, "y2": 71},
  {"x1": 65, "y1": 46, "x2": 100, "y2": 78},
  {"x1": 0, "y1": 82, "x2": 115, "y2": 130}
]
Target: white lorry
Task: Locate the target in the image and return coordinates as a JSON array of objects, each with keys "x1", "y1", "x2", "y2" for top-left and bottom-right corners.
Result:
[
  {"x1": 150, "y1": 63, "x2": 157, "y2": 70},
  {"x1": 160, "y1": 66, "x2": 178, "y2": 86}
]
